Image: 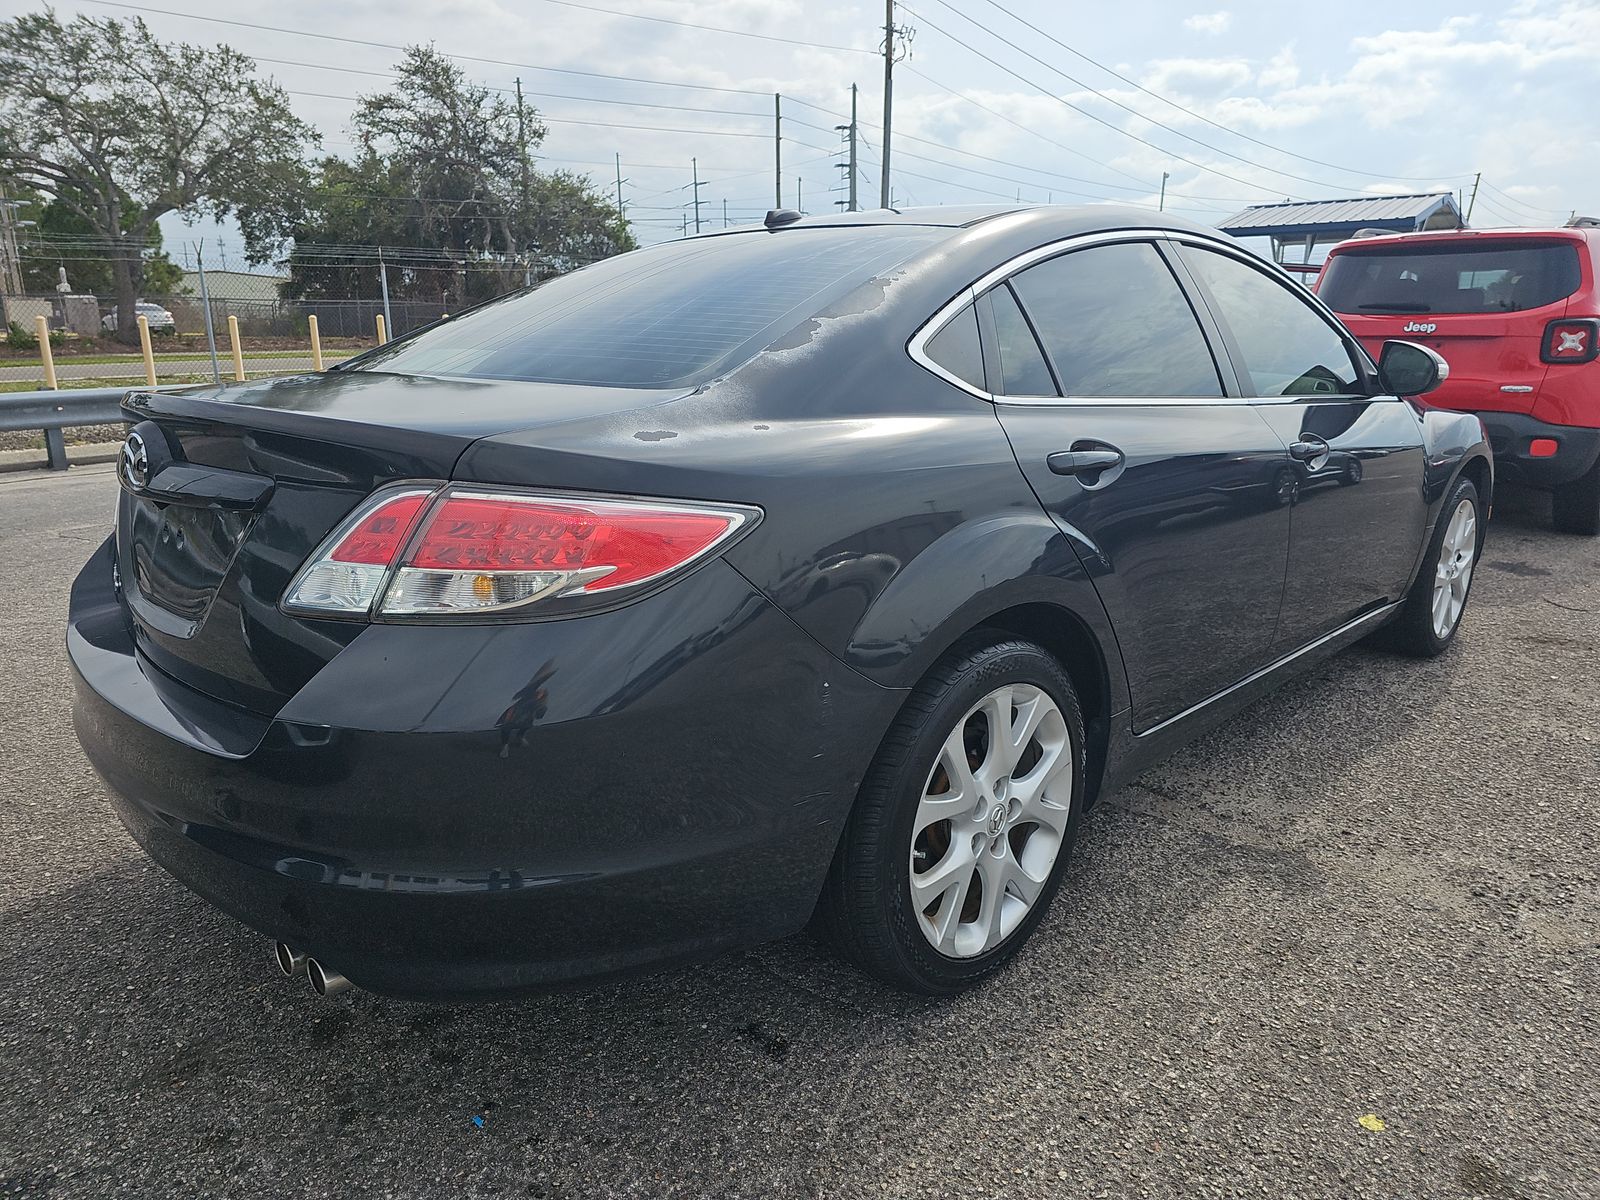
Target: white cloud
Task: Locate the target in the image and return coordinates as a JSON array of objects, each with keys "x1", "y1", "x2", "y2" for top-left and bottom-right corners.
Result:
[
  {"x1": 1182, "y1": 11, "x2": 1232, "y2": 34},
  {"x1": 1143, "y1": 57, "x2": 1253, "y2": 94},
  {"x1": 1258, "y1": 45, "x2": 1299, "y2": 90}
]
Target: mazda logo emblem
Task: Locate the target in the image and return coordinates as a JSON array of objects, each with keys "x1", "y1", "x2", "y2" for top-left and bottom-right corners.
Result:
[{"x1": 121, "y1": 430, "x2": 149, "y2": 488}]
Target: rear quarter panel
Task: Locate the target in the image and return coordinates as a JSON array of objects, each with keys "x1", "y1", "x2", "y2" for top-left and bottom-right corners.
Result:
[{"x1": 453, "y1": 244, "x2": 1129, "y2": 705}]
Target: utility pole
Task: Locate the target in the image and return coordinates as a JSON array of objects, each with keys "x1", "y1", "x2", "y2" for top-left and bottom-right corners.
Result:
[
  {"x1": 774, "y1": 93, "x2": 783, "y2": 209},
  {"x1": 1159, "y1": 171, "x2": 1169, "y2": 212},
  {"x1": 515, "y1": 78, "x2": 531, "y2": 225},
  {"x1": 691, "y1": 158, "x2": 704, "y2": 232},
  {"x1": 880, "y1": 0, "x2": 894, "y2": 209},
  {"x1": 193, "y1": 240, "x2": 221, "y2": 385},
  {"x1": 797, "y1": 177, "x2": 803, "y2": 212},
  {"x1": 681, "y1": 213, "x2": 688, "y2": 238},
  {"x1": 723, "y1": 198, "x2": 728, "y2": 228},
  {"x1": 378, "y1": 249, "x2": 393, "y2": 338},
  {"x1": 0, "y1": 183, "x2": 24, "y2": 297},
  {"x1": 836, "y1": 84, "x2": 859, "y2": 211},
  {"x1": 1466, "y1": 171, "x2": 1481, "y2": 225},
  {"x1": 614, "y1": 152, "x2": 627, "y2": 219}
]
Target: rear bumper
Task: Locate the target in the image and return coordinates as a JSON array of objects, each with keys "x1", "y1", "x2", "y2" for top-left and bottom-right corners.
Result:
[
  {"x1": 69, "y1": 537, "x2": 901, "y2": 998},
  {"x1": 1475, "y1": 412, "x2": 1600, "y2": 489}
]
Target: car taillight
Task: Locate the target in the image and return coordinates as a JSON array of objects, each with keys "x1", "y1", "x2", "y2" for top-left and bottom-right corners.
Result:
[
  {"x1": 282, "y1": 488, "x2": 433, "y2": 615},
  {"x1": 283, "y1": 484, "x2": 759, "y2": 621},
  {"x1": 1542, "y1": 318, "x2": 1600, "y2": 365}
]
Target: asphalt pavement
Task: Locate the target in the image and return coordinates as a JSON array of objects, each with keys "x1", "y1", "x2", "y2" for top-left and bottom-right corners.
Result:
[{"x1": 0, "y1": 464, "x2": 1595, "y2": 1199}]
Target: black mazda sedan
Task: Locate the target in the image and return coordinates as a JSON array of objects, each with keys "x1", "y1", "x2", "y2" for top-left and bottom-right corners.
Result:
[{"x1": 69, "y1": 206, "x2": 1491, "y2": 999}]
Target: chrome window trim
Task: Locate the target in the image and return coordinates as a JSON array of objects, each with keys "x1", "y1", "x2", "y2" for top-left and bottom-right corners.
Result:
[{"x1": 906, "y1": 228, "x2": 1253, "y2": 407}]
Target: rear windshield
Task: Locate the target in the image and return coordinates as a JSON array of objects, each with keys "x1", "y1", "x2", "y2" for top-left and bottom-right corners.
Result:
[
  {"x1": 1320, "y1": 240, "x2": 1582, "y2": 315},
  {"x1": 344, "y1": 226, "x2": 946, "y2": 388}
]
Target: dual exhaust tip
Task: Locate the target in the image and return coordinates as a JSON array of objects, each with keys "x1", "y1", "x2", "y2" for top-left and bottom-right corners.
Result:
[{"x1": 274, "y1": 942, "x2": 352, "y2": 997}]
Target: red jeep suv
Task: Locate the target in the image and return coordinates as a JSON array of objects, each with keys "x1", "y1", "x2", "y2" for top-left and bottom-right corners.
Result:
[{"x1": 1319, "y1": 225, "x2": 1600, "y2": 534}]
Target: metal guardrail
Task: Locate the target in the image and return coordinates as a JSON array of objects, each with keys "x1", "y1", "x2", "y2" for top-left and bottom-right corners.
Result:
[{"x1": 0, "y1": 387, "x2": 142, "y2": 470}]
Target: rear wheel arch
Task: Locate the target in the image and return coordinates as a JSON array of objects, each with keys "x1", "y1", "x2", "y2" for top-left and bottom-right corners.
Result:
[
  {"x1": 858, "y1": 600, "x2": 1119, "y2": 815},
  {"x1": 1458, "y1": 453, "x2": 1493, "y2": 523},
  {"x1": 969, "y1": 604, "x2": 1115, "y2": 810}
]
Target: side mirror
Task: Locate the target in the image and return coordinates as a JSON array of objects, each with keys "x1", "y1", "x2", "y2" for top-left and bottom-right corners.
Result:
[{"x1": 1377, "y1": 339, "x2": 1449, "y2": 396}]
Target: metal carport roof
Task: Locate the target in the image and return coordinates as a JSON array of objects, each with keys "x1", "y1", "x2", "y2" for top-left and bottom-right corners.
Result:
[{"x1": 1218, "y1": 193, "x2": 1464, "y2": 240}]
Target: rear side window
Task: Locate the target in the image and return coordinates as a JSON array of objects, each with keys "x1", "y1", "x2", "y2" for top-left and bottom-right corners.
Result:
[
  {"x1": 924, "y1": 302, "x2": 986, "y2": 391},
  {"x1": 988, "y1": 285, "x2": 1057, "y2": 396},
  {"x1": 347, "y1": 226, "x2": 946, "y2": 388},
  {"x1": 1181, "y1": 246, "x2": 1361, "y2": 397},
  {"x1": 1320, "y1": 240, "x2": 1582, "y2": 315},
  {"x1": 1007, "y1": 242, "x2": 1223, "y2": 398}
]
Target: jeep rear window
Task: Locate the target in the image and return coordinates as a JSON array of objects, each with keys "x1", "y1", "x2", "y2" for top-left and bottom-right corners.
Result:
[
  {"x1": 344, "y1": 226, "x2": 946, "y2": 388},
  {"x1": 1320, "y1": 240, "x2": 1582, "y2": 315}
]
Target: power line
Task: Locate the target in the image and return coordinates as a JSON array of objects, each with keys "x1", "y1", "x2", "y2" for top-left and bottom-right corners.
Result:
[
  {"x1": 81, "y1": 0, "x2": 772, "y2": 96},
  {"x1": 257, "y1": 56, "x2": 767, "y2": 117},
  {"x1": 1476, "y1": 178, "x2": 1567, "y2": 220},
  {"x1": 527, "y1": 0, "x2": 875, "y2": 55},
  {"x1": 284, "y1": 91, "x2": 773, "y2": 138},
  {"x1": 965, "y1": 0, "x2": 1473, "y2": 183},
  {"x1": 902, "y1": 1, "x2": 1345, "y2": 198},
  {"x1": 787, "y1": 112, "x2": 1255, "y2": 204},
  {"x1": 903, "y1": 65, "x2": 1154, "y2": 190}
]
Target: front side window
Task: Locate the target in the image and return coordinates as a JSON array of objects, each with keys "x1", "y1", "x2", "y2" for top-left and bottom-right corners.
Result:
[
  {"x1": 1006, "y1": 241, "x2": 1223, "y2": 399},
  {"x1": 1182, "y1": 246, "x2": 1362, "y2": 397}
]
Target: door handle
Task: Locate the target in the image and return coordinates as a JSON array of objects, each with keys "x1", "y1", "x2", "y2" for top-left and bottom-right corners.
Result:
[
  {"x1": 1288, "y1": 437, "x2": 1330, "y2": 463},
  {"x1": 1047, "y1": 448, "x2": 1124, "y2": 477}
]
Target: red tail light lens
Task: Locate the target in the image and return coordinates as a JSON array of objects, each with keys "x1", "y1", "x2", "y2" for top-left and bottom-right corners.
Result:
[
  {"x1": 404, "y1": 494, "x2": 736, "y2": 590},
  {"x1": 329, "y1": 492, "x2": 429, "y2": 564},
  {"x1": 1542, "y1": 318, "x2": 1600, "y2": 364},
  {"x1": 283, "y1": 485, "x2": 760, "y2": 620}
]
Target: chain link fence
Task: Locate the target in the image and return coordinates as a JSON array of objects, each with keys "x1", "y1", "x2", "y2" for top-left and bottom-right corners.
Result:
[{"x1": 0, "y1": 243, "x2": 581, "y2": 393}]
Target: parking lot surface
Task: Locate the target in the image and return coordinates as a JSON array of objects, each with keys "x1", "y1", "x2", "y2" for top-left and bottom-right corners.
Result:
[{"x1": 0, "y1": 464, "x2": 1594, "y2": 1199}]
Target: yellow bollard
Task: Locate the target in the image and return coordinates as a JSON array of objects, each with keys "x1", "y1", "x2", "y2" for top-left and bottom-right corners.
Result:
[
  {"x1": 375, "y1": 313, "x2": 388, "y2": 345},
  {"x1": 35, "y1": 315, "x2": 57, "y2": 389},
  {"x1": 308, "y1": 314, "x2": 324, "y2": 371},
  {"x1": 440, "y1": 313, "x2": 449, "y2": 320},
  {"x1": 227, "y1": 315, "x2": 245, "y2": 382},
  {"x1": 137, "y1": 314, "x2": 157, "y2": 386}
]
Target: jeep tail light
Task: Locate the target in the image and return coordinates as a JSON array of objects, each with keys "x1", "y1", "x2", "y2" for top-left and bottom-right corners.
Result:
[
  {"x1": 283, "y1": 485, "x2": 760, "y2": 620},
  {"x1": 1542, "y1": 318, "x2": 1600, "y2": 365}
]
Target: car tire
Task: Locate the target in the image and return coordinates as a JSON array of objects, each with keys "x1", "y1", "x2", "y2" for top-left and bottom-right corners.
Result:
[
  {"x1": 1552, "y1": 460, "x2": 1600, "y2": 536},
  {"x1": 1378, "y1": 476, "x2": 1482, "y2": 658},
  {"x1": 816, "y1": 637, "x2": 1086, "y2": 994}
]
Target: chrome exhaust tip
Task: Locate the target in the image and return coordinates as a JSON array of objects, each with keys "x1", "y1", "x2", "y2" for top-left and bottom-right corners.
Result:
[
  {"x1": 274, "y1": 942, "x2": 307, "y2": 977},
  {"x1": 307, "y1": 958, "x2": 353, "y2": 997}
]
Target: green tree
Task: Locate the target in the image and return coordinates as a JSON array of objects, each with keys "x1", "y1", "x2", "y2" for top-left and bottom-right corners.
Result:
[
  {"x1": 286, "y1": 46, "x2": 632, "y2": 308},
  {"x1": 0, "y1": 11, "x2": 316, "y2": 340},
  {"x1": 14, "y1": 188, "x2": 185, "y2": 297}
]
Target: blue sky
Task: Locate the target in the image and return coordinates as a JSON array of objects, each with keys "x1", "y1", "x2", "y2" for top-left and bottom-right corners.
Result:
[{"x1": 15, "y1": 0, "x2": 1599, "y2": 257}]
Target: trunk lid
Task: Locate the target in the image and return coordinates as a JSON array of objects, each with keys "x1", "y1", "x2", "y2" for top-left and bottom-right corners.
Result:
[{"x1": 115, "y1": 371, "x2": 687, "y2": 715}]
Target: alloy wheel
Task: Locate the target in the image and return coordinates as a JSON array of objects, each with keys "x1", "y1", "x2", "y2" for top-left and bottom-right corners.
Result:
[
  {"x1": 909, "y1": 683, "x2": 1073, "y2": 958},
  {"x1": 1431, "y1": 496, "x2": 1478, "y2": 639}
]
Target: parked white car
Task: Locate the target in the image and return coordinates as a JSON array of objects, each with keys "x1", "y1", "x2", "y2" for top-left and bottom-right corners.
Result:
[{"x1": 102, "y1": 302, "x2": 176, "y2": 334}]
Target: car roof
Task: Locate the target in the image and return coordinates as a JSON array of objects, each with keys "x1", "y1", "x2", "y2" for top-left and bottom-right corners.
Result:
[{"x1": 692, "y1": 203, "x2": 1221, "y2": 241}]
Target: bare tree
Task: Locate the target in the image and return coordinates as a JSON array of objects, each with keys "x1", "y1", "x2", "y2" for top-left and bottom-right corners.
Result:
[{"x1": 0, "y1": 10, "x2": 316, "y2": 340}]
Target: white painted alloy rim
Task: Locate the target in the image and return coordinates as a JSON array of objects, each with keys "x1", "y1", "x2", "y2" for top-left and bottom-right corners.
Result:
[
  {"x1": 1432, "y1": 497, "x2": 1478, "y2": 639},
  {"x1": 909, "y1": 683, "x2": 1074, "y2": 959}
]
